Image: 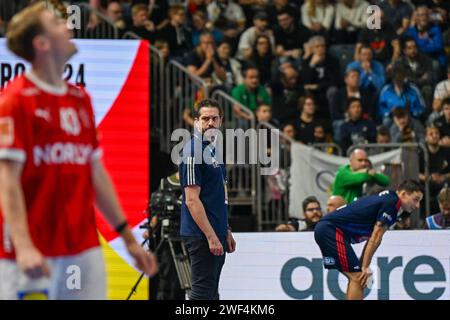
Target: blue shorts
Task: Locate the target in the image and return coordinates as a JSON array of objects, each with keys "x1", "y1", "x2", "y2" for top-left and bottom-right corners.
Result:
[{"x1": 314, "y1": 221, "x2": 360, "y2": 273}]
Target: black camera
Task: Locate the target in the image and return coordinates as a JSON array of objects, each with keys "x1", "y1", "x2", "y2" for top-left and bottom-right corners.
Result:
[
  {"x1": 150, "y1": 188, "x2": 181, "y2": 216},
  {"x1": 129, "y1": 186, "x2": 190, "y2": 300},
  {"x1": 149, "y1": 188, "x2": 182, "y2": 237}
]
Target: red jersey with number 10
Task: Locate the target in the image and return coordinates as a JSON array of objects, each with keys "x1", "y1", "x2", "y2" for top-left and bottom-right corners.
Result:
[{"x1": 0, "y1": 72, "x2": 101, "y2": 259}]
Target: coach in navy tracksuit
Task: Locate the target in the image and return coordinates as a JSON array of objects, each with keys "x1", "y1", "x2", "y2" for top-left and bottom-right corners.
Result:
[
  {"x1": 314, "y1": 180, "x2": 423, "y2": 300},
  {"x1": 179, "y1": 99, "x2": 236, "y2": 300}
]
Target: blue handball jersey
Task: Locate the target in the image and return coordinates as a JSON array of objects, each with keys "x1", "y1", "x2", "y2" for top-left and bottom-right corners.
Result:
[
  {"x1": 179, "y1": 136, "x2": 228, "y2": 237},
  {"x1": 321, "y1": 190, "x2": 401, "y2": 243}
]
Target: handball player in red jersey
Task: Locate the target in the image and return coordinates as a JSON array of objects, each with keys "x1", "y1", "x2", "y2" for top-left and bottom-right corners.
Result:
[{"x1": 0, "y1": 2, "x2": 157, "y2": 299}]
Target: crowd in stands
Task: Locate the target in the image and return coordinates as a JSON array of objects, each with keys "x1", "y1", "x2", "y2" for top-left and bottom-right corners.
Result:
[{"x1": 1, "y1": 0, "x2": 449, "y2": 227}]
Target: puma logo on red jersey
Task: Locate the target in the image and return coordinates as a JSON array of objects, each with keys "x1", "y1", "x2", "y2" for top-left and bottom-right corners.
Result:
[{"x1": 35, "y1": 108, "x2": 51, "y2": 122}]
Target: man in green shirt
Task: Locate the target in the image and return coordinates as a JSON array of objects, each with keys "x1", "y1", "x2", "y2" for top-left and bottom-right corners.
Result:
[
  {"x1": 332, "y1": 149, "x2": 390, "y2": 203},
  {"x1": 231, "y1": 66, "x2": 271, "y2": 120}
]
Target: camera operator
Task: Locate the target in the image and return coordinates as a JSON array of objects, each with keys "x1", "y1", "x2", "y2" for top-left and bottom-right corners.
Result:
[
  {"x1": 179, "y1": 99, "x2": 236, "y2": 300},
  {"x1": 146, "y1": 172, "x2": 185, "y2": 300}
]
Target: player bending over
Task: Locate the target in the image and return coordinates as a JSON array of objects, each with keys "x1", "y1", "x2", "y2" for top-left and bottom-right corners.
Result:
[{"x1": 314, "y1": 179, "x2": 423, "y2": 300}]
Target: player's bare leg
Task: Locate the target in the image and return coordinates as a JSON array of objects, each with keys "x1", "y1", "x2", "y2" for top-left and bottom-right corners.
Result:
[{"x1": 344, "y1": 272, "x2": 364, "y2": 300}]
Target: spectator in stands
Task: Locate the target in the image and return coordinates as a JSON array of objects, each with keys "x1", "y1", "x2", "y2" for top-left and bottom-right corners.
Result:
[
  {"x1": 414, "y1": 0, "x2": 450, "y2": 33},
  {"x1": 85, "y1": 0, "x2": 106, "y2": 32},
  {"x1": 425, "y1": 186, "x2": 450, "y2": 229},
  {"x1": 236, "y1": 10, "x2": 275, "y2": 60},
  {"x1": 293, "y1": 95, "x2": 321, "y2": 144},
  {"x1": 340, "y1": 98, "x2": 377, "y2": 153},
  {"x1": 334, "y1": 0, "x2": 370, "y2": 44},
  {"x1": 378, "y1": 0, "x2": 413, "y2": 35},
  {"x1": 271, "y1": 65, "x2": 302, "y2": 124},
  {"x1": 313, "y1": 121, "x2": 338, "y2": 154},
  {"x1": 328, "y1": 68, "x2": 378, "y2": 142},
  {"x1": 212, "y1": 40, "x2": 243, "y2": 91},
  {"x1": 186, "y1": 32, "x2": 219, "y2": 78},
  {"x1": 274, "y1": 9, "x2": 308, "y2": 65},
  {"x1": 389, "y1": 107, "x2": 425, "y2": 143},
  {"x1": 377, "y1": 125, "x2": 391, "y2": 144},
  {"x1": 432, "y1": 65, "x2": 450, "y2": 122},
  {"x1": 245, "y1": 34, "x2": 275, "y2": 86},
  {"x1": 257, "y1": 104, "x2": 282, "y2": 158},
  {"x1": 282, "y1": 123, "x2": 296, "y2": 140},
  {"x1": 378, "y1": 66, "x2": 426, "y2": 124},
  {"x1": 255, "y1": 104, "x2": 279, "y2": 127},
  {"x1": 256, "y1": 103, "x2": 280, "y2": 156},
  {"x1": 275, "y1": 196, "x2": 323, "y2": 232},
  {"x1": 332, "y1": 148, "x2": 390, "y2": 203},
  {"x1": 354, "y1": 8, "x2": 401, "y2": 66},
  {"x1": 367, "y1": 125, "x2": 392, "y2": 155},
  {"x1": 158, "y1": 5, "x2": 192, "y2": 58},
  {"x1": 231, "y1": 66, "x2": 271, "y2": 120},
  {"x1": 405, "y1": 6, "x2": 446, "y2": 68},
  {"x1": 346, "y1": 44, "x2": 386, "y2": 93},
  {"x1": 394, "y1": 36, "x2": 434, "y2": 110},
  {"x1": 148, "y1": 0, "x2": 170, "y2": 31},
  {"x1": 266, "y1": 0, "x2": 300, "y2": 29},
  {"x1": 314, "y1": 122, "x2": 333, "y2": 144},
  {"x1": 207, "y1": 0, "x2": 246, "y2": 52},
  {"x1": 301, "y1": 0, "x2": 335, "y2": 39},
  {"x1": 129, "y1": 4, "x2": 155, "y2": 41},
  {"x1": 91, "y1": 0, "x2": 107, "y2": 11},
  {"x1": 433, "y1": 97, "x2": 450, "y2": 147},
  {"x1": 191, "y1": 11, "x2": 223, "y2": 47},
  {"x1": 419, "y1": 126, "x2": 450, "y2": 211},
  {"x1": 326, "y1": 195, "x2": 347, "y2": 213},
  {"x1": 301, "y1": 36, "x2": 339, "y2": 120},
  {"x1": 84, "y1": 1, "x2": 120, "y2": 38},
  {"x1": 106, "y1": 1, "x2": 126, "y2": 36}
]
